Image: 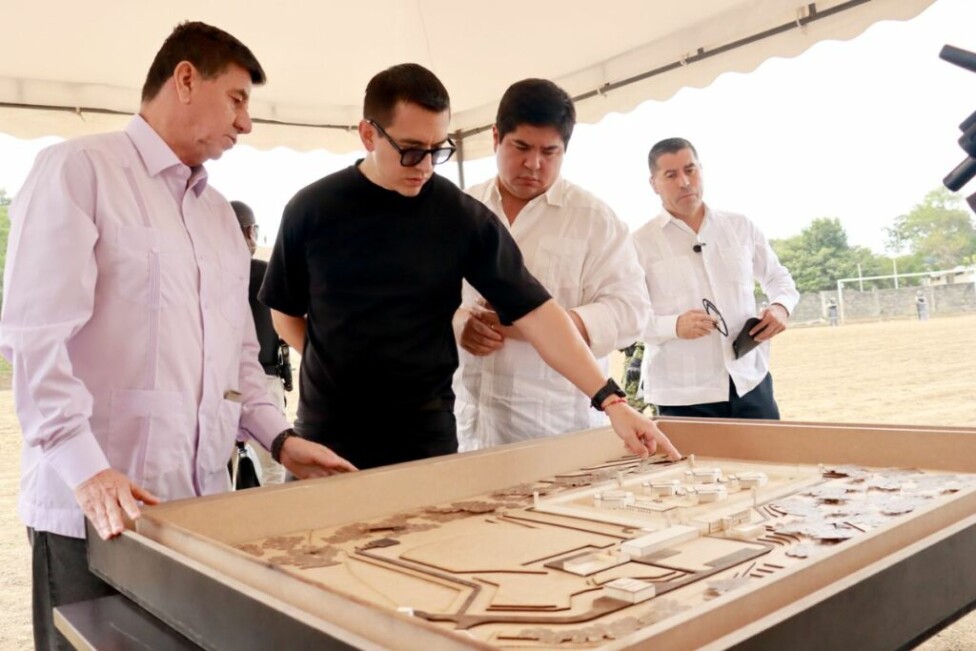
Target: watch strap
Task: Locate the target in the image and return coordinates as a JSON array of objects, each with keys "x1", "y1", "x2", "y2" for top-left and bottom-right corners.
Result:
[{"x1": 591, "y1": 378, "x2": 626, "y2": 411}]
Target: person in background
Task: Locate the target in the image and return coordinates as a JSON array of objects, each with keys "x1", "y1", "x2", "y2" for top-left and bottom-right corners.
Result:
[
  {"x1": 915, "y1": 292, "x2": 930, "y2": 321},
  {"x1": 260, "y1": 63, "x2": 679, "y2": 472},
  {"x1": 633, "y1": 137, "x2": 798, "y2": 420},
  {"x1": 230, "y1": 200, "x2": 288, "y2": 485},
  {"x1": 453, "y1": 78, "x2": 649, "y2": 450},
  {"x1": 827, "y1": 299, "x2": 839, "y2": 326},
  {"x1": 0, "y1": 22, "x2": 354, "y2": 649},
  {"x1": 620, "y1": 342, "x2": 650, "y2": 413}
]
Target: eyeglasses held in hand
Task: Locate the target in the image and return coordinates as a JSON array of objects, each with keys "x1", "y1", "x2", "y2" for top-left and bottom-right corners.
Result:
[
  {"x1": 367, "y1": 119, "x2": 457, "y2": 167},
  {"x1": 702, "y1": 298, "x2": 729, "y2": 337}
]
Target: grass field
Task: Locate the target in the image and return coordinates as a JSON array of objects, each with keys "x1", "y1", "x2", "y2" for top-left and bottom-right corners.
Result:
[{"x1": 0, "y1": 314, "x2": 973, "y2": 649}]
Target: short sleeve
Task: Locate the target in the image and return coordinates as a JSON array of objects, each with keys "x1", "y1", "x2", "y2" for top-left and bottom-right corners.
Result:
[
  {"x1": 462, "y1": 199, "x2": 551, "y2": 325},
  {"x1": 259, "y1": 198, "x2": 310, "y2": 316}
]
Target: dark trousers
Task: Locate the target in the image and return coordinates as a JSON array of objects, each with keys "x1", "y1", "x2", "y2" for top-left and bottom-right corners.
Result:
[
  {"x1": 298, "y1": 408, "x2": 458, "y2": 471},
  {"x1": 29, "y1": 528, "x2": 117, "y2": 651},
  {"x1": 658, "y1": 373, "x2": 781, "y2": 420}
]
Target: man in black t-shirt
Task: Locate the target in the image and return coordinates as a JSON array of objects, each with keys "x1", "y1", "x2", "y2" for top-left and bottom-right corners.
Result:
[{"x1": 260, "y1": 63, "x2": 680, "y2": 471}]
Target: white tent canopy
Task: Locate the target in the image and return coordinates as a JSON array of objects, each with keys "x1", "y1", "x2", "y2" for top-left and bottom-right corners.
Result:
[{"x1": 0, "y1": 0, "x2": 934, "y2": 159}]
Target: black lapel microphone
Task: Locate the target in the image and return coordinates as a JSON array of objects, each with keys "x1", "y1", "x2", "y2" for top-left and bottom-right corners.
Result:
[{"x1": 693, "y1": 242, "x2": 706, "y2": 253}]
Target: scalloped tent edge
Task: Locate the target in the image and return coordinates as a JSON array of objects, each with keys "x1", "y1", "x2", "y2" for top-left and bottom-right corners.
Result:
[{"x1": 0, "y1": 0, "x2": 936, "y2": 164}]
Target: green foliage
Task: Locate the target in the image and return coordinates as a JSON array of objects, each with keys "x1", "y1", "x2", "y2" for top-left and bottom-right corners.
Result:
[
  {"x1": 886, "y1": 187, "x2": 976, "y2": 269},
  {"x1": 771, "y1": 187, "x2": 975, "y2": 294},
  {"x1": 771, "y1": 217, "x2": 891, "y2": 293}
]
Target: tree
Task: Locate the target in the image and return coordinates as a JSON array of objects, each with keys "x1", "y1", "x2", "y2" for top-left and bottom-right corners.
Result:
[
  {"x1": 886, "y1": 187, "x2": 976, "y2": 269},
  {"x1": 771, "y1": 217, "x2": 888, "y2": 293}
]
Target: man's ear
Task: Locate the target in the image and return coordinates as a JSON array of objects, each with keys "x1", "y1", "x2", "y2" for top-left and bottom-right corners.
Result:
[
  {"x1": 173, "y1": 61, "x2": 196, "y2": 104},
  {"x1": 492, "y1": 125, "x2": 501, "y2": 153},
  {"x1": 358, "y1": 120, "x2": 376, "y2": 152}
]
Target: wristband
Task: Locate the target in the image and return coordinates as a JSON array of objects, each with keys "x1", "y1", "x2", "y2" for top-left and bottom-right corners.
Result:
[
  {"x1": 603, "y1": 397, "x2": 629, "y2": 409},
  {"x1": 590, "y1": 378, "x2": 627, "y2": 411},
  {"x1": 271, "y1": 428, "x2": 300, "y2": 463}
]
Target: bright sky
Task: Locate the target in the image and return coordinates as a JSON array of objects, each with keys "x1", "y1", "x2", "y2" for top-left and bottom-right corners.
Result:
[{"x1": 1, "y1": 0, "x2": 975, "y2": 253}]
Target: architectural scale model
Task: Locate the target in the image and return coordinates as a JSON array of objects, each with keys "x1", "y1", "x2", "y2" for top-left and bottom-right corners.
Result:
[{"x1": 229, "y1": 454, "x2": 975, "y2": 647}]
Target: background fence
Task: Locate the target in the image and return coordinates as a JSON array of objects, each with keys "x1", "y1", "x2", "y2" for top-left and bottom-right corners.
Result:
[{"x1": 789, "y1": 281, "x2": 976, "y2": 323}]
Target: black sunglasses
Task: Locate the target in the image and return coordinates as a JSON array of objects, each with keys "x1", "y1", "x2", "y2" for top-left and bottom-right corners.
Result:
[
  {"x1": 702, "y1": 298, "x2": 729, "y2": 337},
  {"x1": 368, "y1": 119, "x2": 457, "y2": 167}
]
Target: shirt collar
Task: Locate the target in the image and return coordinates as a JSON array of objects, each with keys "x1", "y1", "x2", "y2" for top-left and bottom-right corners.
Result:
[
  {"x1": 487, "y1": 176, "x2": 566, "y2": 209},
  {"x1": 125, "y1": 115, "x2": 209, "y2": 196},
  {"x1": 541, "y1": 177, "x2": 567, "y2": 207},
  {"x1": 652, "y1": 203, "x2": 713, "y2": 232}
]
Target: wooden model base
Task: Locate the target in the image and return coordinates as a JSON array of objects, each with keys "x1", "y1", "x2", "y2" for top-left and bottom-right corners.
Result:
[{"x1": 88, "y1": 419, "x2": 976, "y2": 650}]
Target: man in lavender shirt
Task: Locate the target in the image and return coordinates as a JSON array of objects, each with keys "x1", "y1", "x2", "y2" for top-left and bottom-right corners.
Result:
[{"x1": 0, "y1": 22, "x2": 355, "y2": 649}]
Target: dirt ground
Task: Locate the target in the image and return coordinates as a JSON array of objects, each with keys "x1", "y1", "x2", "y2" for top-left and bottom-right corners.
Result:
[{"x1": 0, "y1": 314, "x2": 973, "y2": 649}]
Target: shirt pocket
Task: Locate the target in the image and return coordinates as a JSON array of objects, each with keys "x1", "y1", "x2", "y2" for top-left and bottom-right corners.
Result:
[
  {"x1": 513, "y1": 373, "x2": 588, "y2": 439},
  {"x1": 107, "y1": 389, "x2": 190, "y2": 483},
  {"x1": 715, "y1": 245, "x2": 754, "y2": 288},
  {"x1": 536, "y1": 236, "x2": 586, "y2": 306},
  {"x1": 103, "y1": 223, "x2": 196, "y2": 308},
  {"x1": 647, "y1": 256, "x2": 695, "y2": 313},
  {"x1": 199, "y1": 397, "x2": 243, "y2": 474}
]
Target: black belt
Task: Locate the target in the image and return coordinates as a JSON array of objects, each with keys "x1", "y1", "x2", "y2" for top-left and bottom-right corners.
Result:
[{"x1": 262, "y1": 363, "x2": 279, "y2": 375}]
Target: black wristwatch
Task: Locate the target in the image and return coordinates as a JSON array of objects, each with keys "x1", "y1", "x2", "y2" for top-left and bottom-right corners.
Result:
[
  {"x1": 590, "y1": 378, "x2": 626, "y2": 411},
  {"x1": 271, "y1": 428, "x2": 300, "y2": 463}
]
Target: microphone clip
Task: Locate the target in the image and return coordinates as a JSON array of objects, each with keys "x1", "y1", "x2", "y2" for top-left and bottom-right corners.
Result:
[{"x1": 693, "y1": 242, "x2": 705, "y2": 253}]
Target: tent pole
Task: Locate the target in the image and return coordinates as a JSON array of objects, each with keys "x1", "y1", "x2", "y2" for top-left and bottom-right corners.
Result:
[{"x1": 454, "y1": 130, "x2": 465, "y2": 189}]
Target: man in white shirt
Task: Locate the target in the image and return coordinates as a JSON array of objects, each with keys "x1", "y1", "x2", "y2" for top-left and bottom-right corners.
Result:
[
  {"x1": 453, "y1": 79, "x2": 650, "y2": 450},
  {"x1": 633, "y1": 138, "x2": 799, "y2": 419}
]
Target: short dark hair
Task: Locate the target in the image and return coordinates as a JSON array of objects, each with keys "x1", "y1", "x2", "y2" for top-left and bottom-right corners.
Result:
[
  {"x1": 230, "y1": 200, "x2": 255, "y2": 228},
  {"x1": 363, "y1": 63, "x2": 450, "y2": 127},
  {"x1": 495, "y1": 79, "x2": 576, "y2": 147},
  {"x1": 648, "y1": 137, "x2": 699, "y2": 173},
  {"x1": 142, "y1": 21, "x2": 266, "y2": 102}
]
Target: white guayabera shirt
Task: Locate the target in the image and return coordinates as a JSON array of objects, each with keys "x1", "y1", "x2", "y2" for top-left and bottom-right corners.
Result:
[
  {"x1": 454, "y1": 177, "x2": 650, "y2": 451},
  {"x1": 633, "y1": 205, "x2": 799, "y2": 407}
]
